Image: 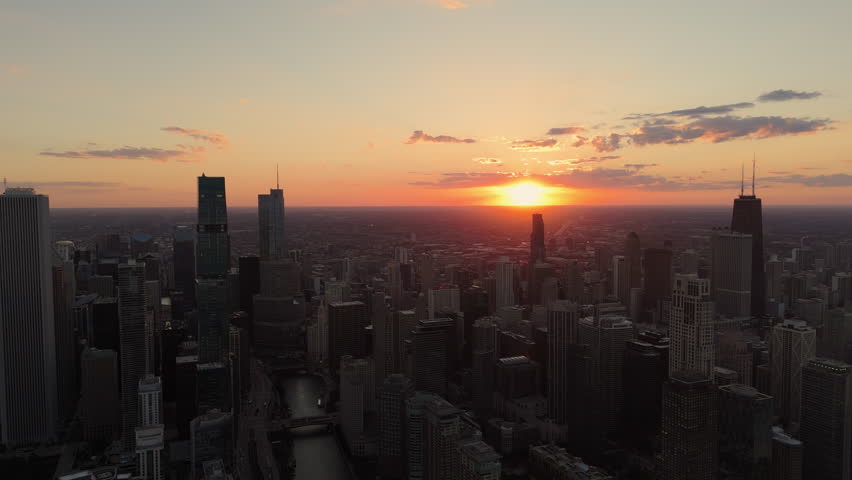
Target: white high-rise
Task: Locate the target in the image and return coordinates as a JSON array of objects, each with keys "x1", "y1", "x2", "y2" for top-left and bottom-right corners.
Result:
[
  {"x1": 0, "y1": 188, "x2": 57, "y2": 445},
  {"x1": 669, "y1": 274, "x2": 715, "y2": 378},
  {"x1": 495, "y1": 257, "x2": 515, "y2": 309}
]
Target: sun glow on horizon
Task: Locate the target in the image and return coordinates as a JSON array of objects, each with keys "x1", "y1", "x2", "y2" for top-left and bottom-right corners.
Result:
[{"x1": 490, "y1": 181, "x2": 566, "y2": 206}]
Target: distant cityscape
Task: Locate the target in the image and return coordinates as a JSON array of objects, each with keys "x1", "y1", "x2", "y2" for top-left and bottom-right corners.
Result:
[{"x1": 1, "y1": 173, "x2": 852, "y2": 480}]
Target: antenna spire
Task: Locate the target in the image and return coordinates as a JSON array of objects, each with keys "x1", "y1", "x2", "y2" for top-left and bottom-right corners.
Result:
[
  {"x1": 752, "y1": 153, "x2": 756, "y2": 196},
  {"x1": 740, "y1": 163, "x2": 744, "y2": 196},
  {"x1": 276, "y1": 163, "x2": 280, "y2": 190}
]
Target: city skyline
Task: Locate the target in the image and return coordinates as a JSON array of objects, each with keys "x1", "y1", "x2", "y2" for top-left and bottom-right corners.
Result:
[{"x1": 3, "y1": 1, "x2": 852, "y2": 207}]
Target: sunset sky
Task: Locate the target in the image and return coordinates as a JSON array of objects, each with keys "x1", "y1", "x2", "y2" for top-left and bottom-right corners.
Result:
[{"x1": 2, "y1": 1, "x2": 851, "y2": 207}]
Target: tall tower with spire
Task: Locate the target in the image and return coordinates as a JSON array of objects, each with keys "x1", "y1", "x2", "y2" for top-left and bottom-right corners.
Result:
[
  {"x1": 258, "y1": 165, "x2": 286, "y2": 260},
  {"x1": 731, "y1": 156, "x2": 765, "y2": 317},
  {"x1": 528, "y1": 213, "x2": 546, "y2": 304}
]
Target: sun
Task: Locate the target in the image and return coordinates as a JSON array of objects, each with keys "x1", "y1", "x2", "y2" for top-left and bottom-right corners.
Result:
[{"x1": 493, "y1": 181, "x2": 562, "y2": 206}]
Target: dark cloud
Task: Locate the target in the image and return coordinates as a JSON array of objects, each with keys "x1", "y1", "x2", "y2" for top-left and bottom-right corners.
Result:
[
  {"x1": 625, "y1": 102, "x2": 754, "y2": 120},
  {"x1": 40, "y1": 145, "x2": 205, "y2": 162},
  {"x1": 161, "y1": 126, "x2": 228, "y2": 148},
  {"x1": 406, "y1": 130, "x2": 475, "y2": 144},
  {"x1": 587, "y1": 134, "x2": 623, "y2": 153},
  {"x1": 546, "y1": 126, "x2": 585, "y2": 135},
  {"x1": 757, "y1": 89, "x2": 822, "y2": 102},
  {"x1": 763, "y1": 173, "x2": 852, "y2": 187},
  {"x1": 473, "y1": 157, "x2": 502, "y2": 165},
  {"x1": 546, "y1": 155, "x2": 621, "y2": 166},
  {"x1": 510, "y1": 138, "x2": 559, "y2": 151},
  {"x1": 624, "y1": 163, "x2": 659, "y2": 170},
  {"x1": 409, "y1": 168, "x2": 737, "y2": 191}
]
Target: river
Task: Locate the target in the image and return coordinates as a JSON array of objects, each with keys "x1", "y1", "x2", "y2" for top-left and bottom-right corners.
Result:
[{"x1": 277, "y1": 374, "x2": 351, "y2": 480}]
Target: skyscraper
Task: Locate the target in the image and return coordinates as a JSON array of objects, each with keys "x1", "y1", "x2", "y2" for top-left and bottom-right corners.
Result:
[
  {"x1": 257, "y1": 173, "x2": 285, "y2": 259},
  {"x1": 378, "y1": 374, "x2": 413, "y2": 479},
  {"x1": 118, "y1": 260, "x2": 148, "y2": 451},
  {"x1": 711, "y1": 231, "x2": 752, "y2": 317},
  {"x1": 718, "y1": 384, "x2": 772, "y2": 479},
  {"x1": 494, "y1": 257, "x2": 515, "y2": 309},
  {"x1": 625, "y1": 231, "x2": 641, "y2": 292},
  {"x1": 770, "y1": 319, "x2": 816, "y2": 428},
  {"x1": 173, "y1": 225, "x2": 196, "y2": 308},
  {"x1": 80, "y1": 348, "x2": 120, "y2": 443},
  {"x1": 424, "y1": 395, "x2": 462, "y2": 480},
  {"x1": 546, "y1": 300, "x2": 578, "y2": 424},
  {"x1": 196, "y1": 175, "x2": 230, "y2": 364},
  {"x1": 0, "y1": 188, "x2": 57, "y2": 446},
  {"x1": 528, "y1": 213, "x2": 546, "y2": 305},
  {"x1": 658, "y1": 371, "x2": 717, "y2": 480},
  {"x1": 328, "y1": 301, "x2": 369, "y2": 373},
  {"x1": 408, "y1": 318, "x2": 454, "y2": 396},
  {"x1": 800, "y1": 358, "x2": 852, "y2": 480},
  {"x1": 731, "y1": 168, "x2": 766, "y2": 317},
  {"x1": 643, "y1": 247, "x2": 672, "y2": 311},
  {"x1": 669, "y1": 274, "x2": 715, "y2": 378},
  {"x1": 137, "y1": 375, "x2": 164, "y2": 480},
  {"x1": 622, "y1": 336, "x2": 669, "y2": 450},
  {"x1": 578, "y1": 315, "x2": 634, "y2": 434}
]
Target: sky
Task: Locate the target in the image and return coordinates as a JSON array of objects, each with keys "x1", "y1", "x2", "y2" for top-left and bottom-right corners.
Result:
[{"x1": 2, "y1": 0, "x2": 851, "y2": 207}]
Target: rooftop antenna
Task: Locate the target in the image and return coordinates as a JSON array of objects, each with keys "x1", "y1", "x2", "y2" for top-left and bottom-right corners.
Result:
[
  {"x1": 2, "y1": 176, "x2": 6, "y2": 193},
  {"x1": 740, "y1": 163, "x2": 744, "y2": 196},
  {"x1": 752, "y1": 153, "x2": 756, "y2": 196},
  {"x1": 276, "y1": 163, "x2": 280, "y2": 190}
]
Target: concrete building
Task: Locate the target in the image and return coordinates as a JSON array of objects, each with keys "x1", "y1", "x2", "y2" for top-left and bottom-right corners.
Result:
[
  {"x1": 771, "y1": 428, "x2": 802, "y2": 480},
  {"x1": 457, "y1": 439, "x2": 501, "y2": 480},
  {"x1": 578, "y1": 315, "x2": 634, "y2": 434},
  {"x1": 495, "y1": 257, "x2": 515, "y2": 309},
  {"x1": 669, "y1": 274, "x2": 715, "y2": 378},
  {"x1": 118, "y1": 261, "x2": 148, "y2": 451},
  {"x1": 328, "y1": 301, "x2": 368, "y2": 374}
]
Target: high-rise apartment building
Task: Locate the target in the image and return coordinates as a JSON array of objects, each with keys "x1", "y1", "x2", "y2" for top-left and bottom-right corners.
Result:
[
  {"x1": 669, "y1": 274, "x2": 715, "y2": 378},
  {"x1": 118, "y1": 260, "x2": 148, "y2": 451},
  {"x1": 0, "y1": 188, "x2": 57, "y2": 445},
  {"x1": 196, "y1": 175, "x2": 230, "y2": 364},
  {"x1": 770, "y1": 319, "x2": 816, "y2": 428},
  {"x1": 408, "y1": 318, "x2": 454, "y2": 396}
]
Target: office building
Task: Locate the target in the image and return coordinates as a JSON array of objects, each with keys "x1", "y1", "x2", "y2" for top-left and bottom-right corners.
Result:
[
  {"x1": 80, "y1": 348, "x2": 120, "y2": 443},
  {"x1": 770, "y1": 319, "x2": 816, "y2": 428},
  {"x1": 197, "y1": 175, "x2": 230, "y2": 364},
  {"x1": 669, "y1": 274, "x2": 715, "y2": 378},
  {"x1": 800, "y1": 358, "x2": 852, "y2": 480},
  {"x1": 730, "y1": 176, "x2": 765, "y2": 317},
  {"x1": 424, "y1": 395, "x2": 462, "y2": 480},
  {"x1": 119, "y1": 260, "x2": 148, "y2": 451},
  {"x1": 408, "y1": 318, "x2": 455, "y2": 396},
  {"x1": 643, "y1": 247, "x2": 673, "y2": 311},
  {"x1": 427, "y1": 287, "x2": 460, "y2": 320},
  {"x1": 173, "y1": 225, "x2": 196, "y2": 307},
  {"x1": 138, "y1": 375, "x2": 163, "y2": 427},
  {"x1": 0, "y1": 188, "x2": 57, "y2": 445},
  {"x1": 190, "y1": 411, "x2": 233, "y2": 480},
  {"x1": 258, "y1": 179, "x2": 285, "y2": 259},
  {"x1": 237, "y1": 255, "x2": 260, "y2": 320},
  {"x1": 625, "y1": 232, "x2": 641, "y2": 292},
  {"x1": 711, "y1": 231, "x2": 753, "y2": 317},
  {"x1": 612, "y1": 255, "x2": 629, "y2": 305},
  {"x1": 547, "y1": 300, "x2": 578, "y2": 424},
  {"x1": 578, "y1": 315, "x2": 634, "y2": 433},
  {"x1": 328, "y1": 301, "x2": 369, "y2": 373},
  {"x1": 53, "y1": 258, "x2": 78, "y2": 421},
  {"x1": 407, "y1": 391, "x2": 441, "y2": 480},
  {"x1": 771, "y1": 428, "x2": 802, "y2": 480},
  {"x1": 622, "y1": 336, "x2": 669, "y2": 449},
  {"x1": 718, "y1": 384, "x2": 772, "y2": 479},
  {"x1": 378, "y1": 374, "x2": 413, "y2": 479},
  {"x1": 136, "y1": 424, "x2": 164, "y2": 480},
  {"x1": 495, "y1": 257, "x2": 515, "y2": 309},
  {"x1": 457, "y1": 439, "x2": 501, "y2": 480},
  {"x1": 471, "y1": 318, "x2": 497, "y2": 418},
  {"x1": 340, "y1": 355, "x2": 372, "y2": 454},
  {"x1": 658, "y1": 371, "x2": 717, "y2": 480},
  {"x1": 528, "y1": 444, "x2": 613, "y2": 480}
]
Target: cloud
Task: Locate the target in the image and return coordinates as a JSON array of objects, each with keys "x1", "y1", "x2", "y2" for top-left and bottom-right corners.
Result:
[
  {"x1": 39, "y1": 145, "x2": 206, "y2": 162},
  {"x1": 406, "y1": 130, "x2": 476, "y2": 144},
  {"x1": 762, "y1": 173, "x2": 852, "y2": 187},
  {"x1": 624, "y1": 163, "x2": 658, "y2": 170},
  {"x1": 510, "y1": 138, "x2": 560, "y2": 152},
  {"x1": 9, "y1": 181, "x2": 122, "y2": 189},
  {"x1": 576, "y1": 116, "x2": 831, "y2": 152},
  {"x1": 625, "y1": 102, "x2": 754, "y2": 120},
  {"x1": 161, "y1": 126, "x2": 228, "y2": 148},
  {"x1": 546, "y1": 156, "x2": 620, "y2": 166},
  {"x1": 757, "y1": 89, "x2": 822, "y2": 102},
  {"x1": 410, "y1": 168, "x2": 738, "y2": 191},
  {"x1": 546, "y1": 126, "x2": 585, "y2": 135},
  {"x1": 473, "y1": 157, "x2": 502, "y2": 165}
]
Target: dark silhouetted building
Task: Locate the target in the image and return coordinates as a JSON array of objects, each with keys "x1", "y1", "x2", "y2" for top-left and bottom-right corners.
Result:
[
  {"x1": 173, "y1": 225, "x2": 196, "y2": 308},
  {"x1": 658, "y1": 371, "x2": 717, "y2": 480},
  {"x1": 378, "y1": 374, "x2": 413, "y2": 479},
  {"x1": 258, "y1": 183, "x2": 286, "y2": 259},
  {"x1": 730, "y1": 182, "x2": 765, "y2": 317},
  {"x1": 718, "y1": 384, "x2": 772, "y2": 479},
  {"x1": 328, "y1": 301, "x2": 369, "y2": 373},
  {"x1": 800, "y1": 358, "x2": 852, "y2": 480}
]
